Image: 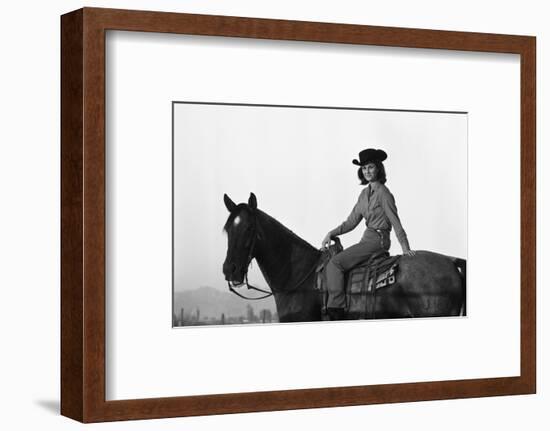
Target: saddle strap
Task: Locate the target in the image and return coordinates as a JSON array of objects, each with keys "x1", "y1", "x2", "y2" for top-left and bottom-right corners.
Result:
[
  {"x1": 365, "y1": 266, "x2": 377, "y2": 319},
  {"x1": 361, "y1": 266, "x2": 370, "y2": 319}
]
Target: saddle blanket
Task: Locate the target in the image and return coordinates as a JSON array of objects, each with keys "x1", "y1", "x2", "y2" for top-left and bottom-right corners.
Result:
[
  {"x1": 347, "y1": 261, "x2": 397, "y2": 294},
  {"x1": 345, "y1": 253, "x2": 400, "y2": 319}
]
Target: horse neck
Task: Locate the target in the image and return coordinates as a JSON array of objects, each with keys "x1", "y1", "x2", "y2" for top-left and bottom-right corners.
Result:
[{"x1": 253, "y1": 210, "x2": 320, "y2": 291}]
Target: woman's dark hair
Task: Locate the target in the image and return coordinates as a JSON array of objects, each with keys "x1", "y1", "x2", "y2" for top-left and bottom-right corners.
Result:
[{"x1": 357, "y1": 160, "x2": 387, "y2": 185}]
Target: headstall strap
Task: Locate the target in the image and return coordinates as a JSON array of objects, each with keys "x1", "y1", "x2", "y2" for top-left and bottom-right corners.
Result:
[
  {"x1": 228, "y1": 213, "x2": 274, "y2": 300},
  {"x1": 228, "y1": 211, "x2": 318, "y2": 301}
]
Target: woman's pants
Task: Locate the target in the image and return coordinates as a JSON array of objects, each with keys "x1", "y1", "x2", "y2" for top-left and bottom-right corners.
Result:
[{"x1": 326, "y1": 229, "x2": 390, "y2": 309}]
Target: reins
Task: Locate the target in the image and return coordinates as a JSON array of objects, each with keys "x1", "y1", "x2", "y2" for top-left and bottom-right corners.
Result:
[
  {"x1": 227, "y1": 278, "x2": 274, "y2": 300},
  {"x1": 228, "y1": 211, "x2": 319, "y2": 301}
]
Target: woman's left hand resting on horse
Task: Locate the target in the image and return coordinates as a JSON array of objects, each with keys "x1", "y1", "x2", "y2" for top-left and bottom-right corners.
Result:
[{"x1": 403, "y1": 249, "x2": 416, "y2": 257}]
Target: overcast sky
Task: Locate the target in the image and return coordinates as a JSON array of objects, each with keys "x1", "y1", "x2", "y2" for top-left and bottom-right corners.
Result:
[{"x1": 173, "y1": 102, "x2": 467, "y2": 293}]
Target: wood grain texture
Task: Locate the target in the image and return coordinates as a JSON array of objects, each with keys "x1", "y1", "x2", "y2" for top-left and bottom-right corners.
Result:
[
  {"x1": 60, "y1": 9, "x2": 84, "y2": 422},
  {"x1": 60, "y1": 7, "x2": 537, "y2": 423},
  {"x1": 82, "y1": 9, "x2": 107, "y2": 423},
  {"x1": 520, "y1": 37, "x2": 536, "y2": 394},
  {"x1": 85, "y1": 7, "x2": 530, "y2": 53}
]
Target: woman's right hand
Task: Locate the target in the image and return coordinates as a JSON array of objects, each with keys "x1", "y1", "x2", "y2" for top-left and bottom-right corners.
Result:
[{"x1": 321, "y1": 233, "x2": 334, "y2": 249}]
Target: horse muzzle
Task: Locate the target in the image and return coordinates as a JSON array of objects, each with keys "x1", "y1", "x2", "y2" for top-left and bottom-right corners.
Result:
[{"x1": 223, "y1": 262, "x2": 245, "y2": 285}]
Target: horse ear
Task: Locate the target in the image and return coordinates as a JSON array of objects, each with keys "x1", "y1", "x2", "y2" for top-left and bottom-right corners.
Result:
[
  {"x1": 248, "y1": 192, "x2": 257, "y2": 210},
  {"x1": 224, "y1": 194, "x2": 237, "y2": 212}
]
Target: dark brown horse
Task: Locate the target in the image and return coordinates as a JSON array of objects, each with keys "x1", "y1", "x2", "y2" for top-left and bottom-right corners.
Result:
[{"x1": 222, "y1": 193, "x2": 466, "y2": 322}]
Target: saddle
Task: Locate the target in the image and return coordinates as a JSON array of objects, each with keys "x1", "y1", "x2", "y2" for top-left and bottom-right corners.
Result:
[{"x1": 316, "y1": 238, "x2": 401, "y2": 320}]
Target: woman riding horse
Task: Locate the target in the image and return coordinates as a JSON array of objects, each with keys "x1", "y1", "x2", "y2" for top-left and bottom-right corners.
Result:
[{"x1": 321, "y1": 148, "x2": 416, "y2": 321}]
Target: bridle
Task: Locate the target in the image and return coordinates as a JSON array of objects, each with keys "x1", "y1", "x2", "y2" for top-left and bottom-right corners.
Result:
[
  {"x1": 227, "y1": 217, "x2": 273, "y2": 300},
  {"x1": 227, "y1": 210, "x2": 319, "y2": 301}
]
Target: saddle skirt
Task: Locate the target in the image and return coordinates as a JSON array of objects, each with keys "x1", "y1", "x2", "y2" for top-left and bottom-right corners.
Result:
[
  {"x1": 347, "y1": 251, "x2": 399, "y2": 293},
  {"x1": 344, "y1": 251, "x2": 400, "y2": 319},
  {"x1": 316, "y1": 243, "x2": 401, "y2": 320}
]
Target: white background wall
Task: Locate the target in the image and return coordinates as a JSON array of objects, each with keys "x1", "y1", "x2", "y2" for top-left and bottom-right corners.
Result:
[{"x1": 0, "y1": 0, "x2": 546, "y2": 429}]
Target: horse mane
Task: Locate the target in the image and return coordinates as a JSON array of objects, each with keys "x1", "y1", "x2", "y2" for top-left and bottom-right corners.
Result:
[
  {"x1": 255, "y1": 209, "x2": 318, "y2": 253},
  {"x1": 223, "y1": 204, "x2": 318, "y2": 253}
]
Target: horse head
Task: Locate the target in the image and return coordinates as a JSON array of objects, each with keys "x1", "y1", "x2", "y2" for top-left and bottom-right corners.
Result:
[
  {"x1": 222, "y1": 192, "x2": 260, "y2": 286},
  {"x1": 221, "y1": 192, "x2": 326, "y2": 322}
]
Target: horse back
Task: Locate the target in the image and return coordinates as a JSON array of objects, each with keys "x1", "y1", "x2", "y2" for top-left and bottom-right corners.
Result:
[
  {"x1": 346, "y1": 251, "x2": 466, "y2": 319},
  {"x1": 401, "y1": 251, "x2": 464, "y2": 291}
]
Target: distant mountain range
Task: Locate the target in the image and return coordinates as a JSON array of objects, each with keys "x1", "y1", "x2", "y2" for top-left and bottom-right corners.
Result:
[{"x1": 173, "y1": 286, "x2": 277, "y2": 320}]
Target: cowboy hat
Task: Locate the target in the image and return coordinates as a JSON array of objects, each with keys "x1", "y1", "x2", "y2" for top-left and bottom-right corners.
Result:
[{"x1": 352, "y1": 148, "x2": 388, "y2": 166}]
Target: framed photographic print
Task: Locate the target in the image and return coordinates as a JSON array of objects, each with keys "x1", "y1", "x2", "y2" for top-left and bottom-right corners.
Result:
[
  {"x1": 173, "y1": 101, "x2": 467, "y2": 325},
  {"x1": 61, "y1": 7, "x2": 536, "y2": 422}
]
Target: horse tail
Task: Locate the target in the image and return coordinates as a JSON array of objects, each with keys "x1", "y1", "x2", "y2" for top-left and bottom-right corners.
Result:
[{"x1": 452, "y1": 257, "x2": 467, "y2": 316}]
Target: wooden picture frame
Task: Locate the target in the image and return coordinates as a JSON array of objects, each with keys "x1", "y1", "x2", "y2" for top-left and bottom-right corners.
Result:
[{"x1": 61, "y1": 7, "x2": 536, "y2": 422}]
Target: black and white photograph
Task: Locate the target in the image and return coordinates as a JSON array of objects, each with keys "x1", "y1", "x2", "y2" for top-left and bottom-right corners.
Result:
[{"x1": 173, "y1": 102, "x2": 467, "y2": 326}]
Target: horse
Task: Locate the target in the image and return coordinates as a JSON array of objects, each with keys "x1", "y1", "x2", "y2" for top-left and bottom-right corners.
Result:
[{"x1": 222, "y1": 192, "x2": 466, "y2": 323}]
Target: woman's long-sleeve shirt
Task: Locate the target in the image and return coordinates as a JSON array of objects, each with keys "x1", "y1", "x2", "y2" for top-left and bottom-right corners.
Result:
[{"x1": 329, "y1": 181, "x2": 410, "y2": 251}]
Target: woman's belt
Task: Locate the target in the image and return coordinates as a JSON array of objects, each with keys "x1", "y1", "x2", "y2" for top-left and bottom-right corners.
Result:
[
  {"x1": 366, "y1": 227, "x2": 390, "y2": 248},
  {"x1": 367, "y1": 227, "x2": 390, "y2": 234}
]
